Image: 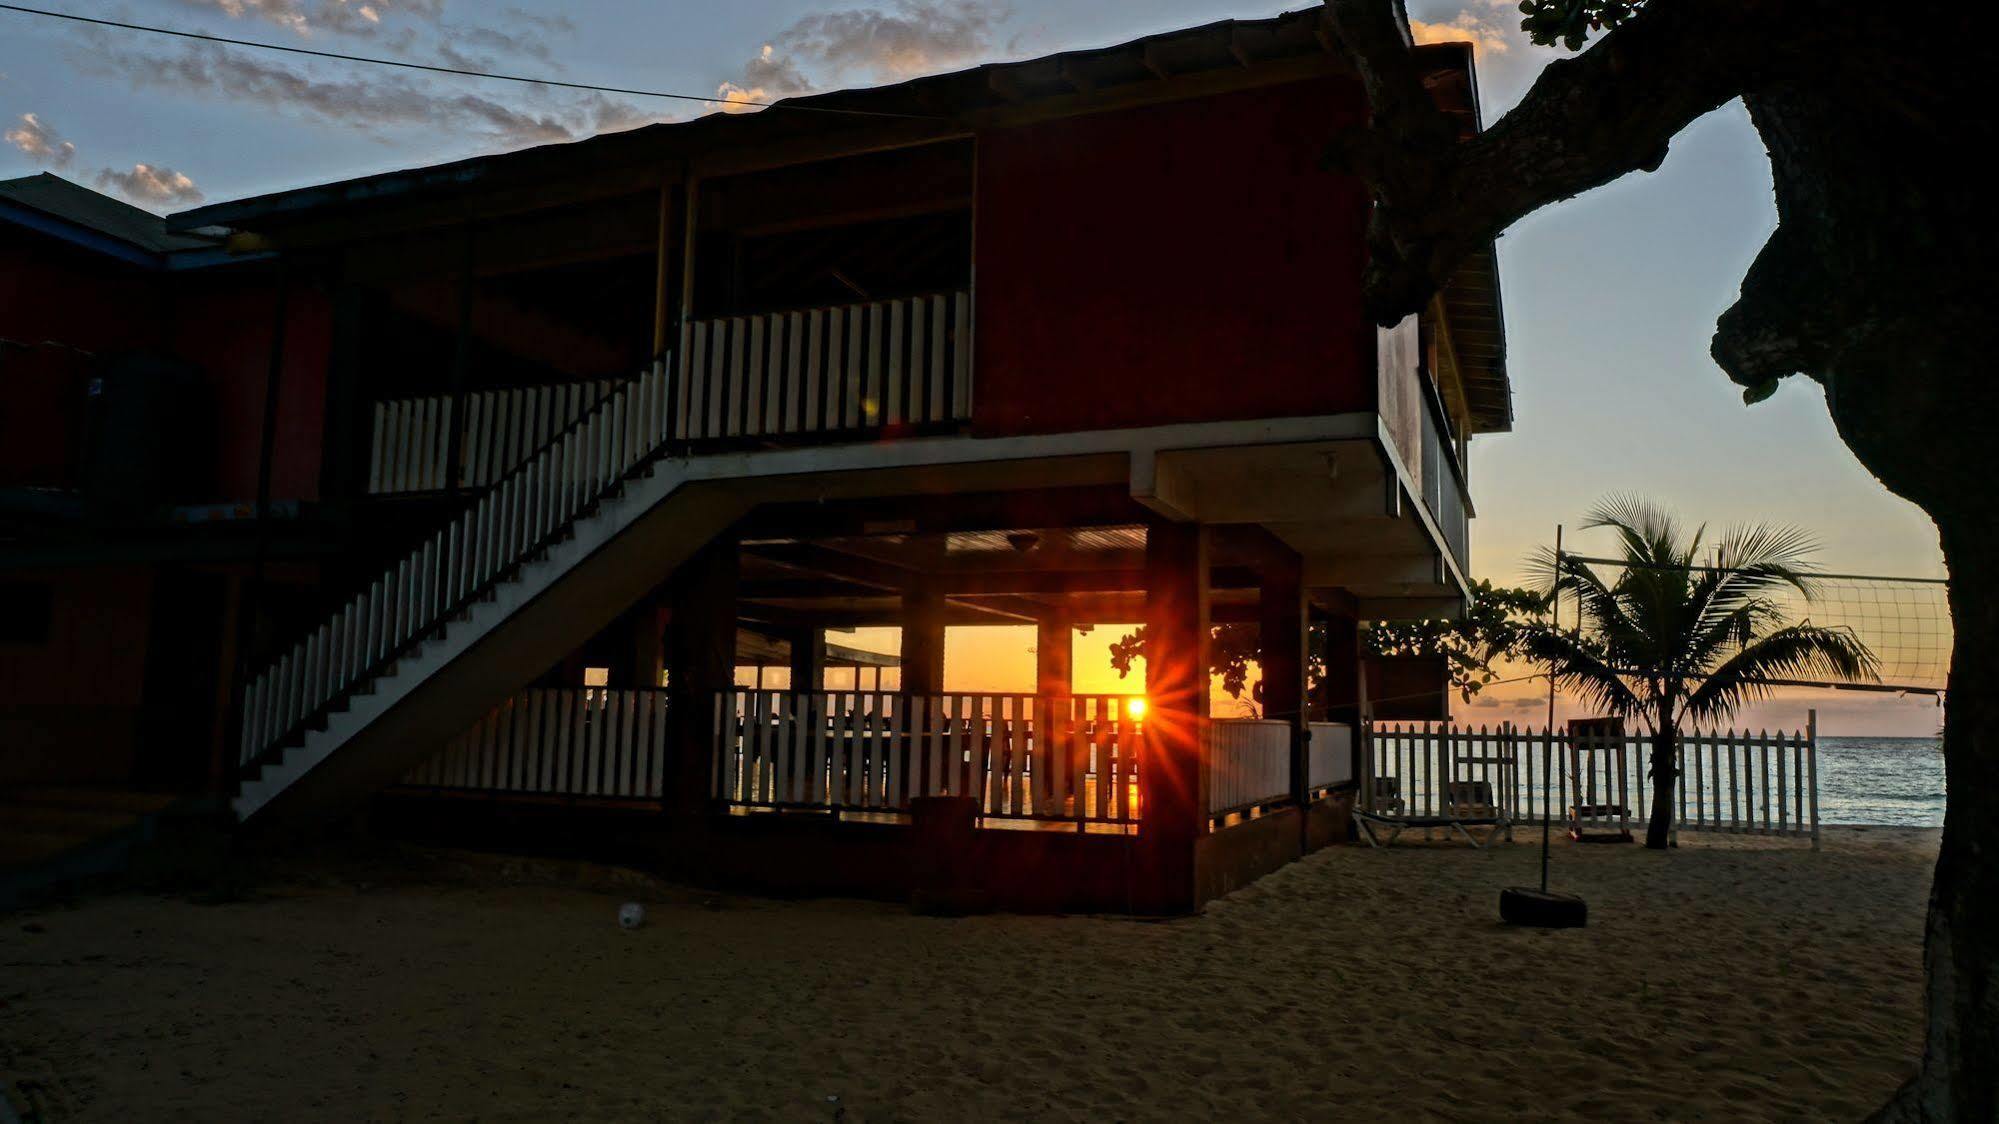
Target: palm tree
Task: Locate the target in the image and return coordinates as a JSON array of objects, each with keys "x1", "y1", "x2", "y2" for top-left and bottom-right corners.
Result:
[{"x1": 1526, "y1": 498, "x2": 1879, "y2": 849}]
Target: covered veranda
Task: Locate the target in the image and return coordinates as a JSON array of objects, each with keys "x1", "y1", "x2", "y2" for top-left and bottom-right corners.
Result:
[{"x1": 380, "y1": 438, "x2": 1464, "y2": 912}]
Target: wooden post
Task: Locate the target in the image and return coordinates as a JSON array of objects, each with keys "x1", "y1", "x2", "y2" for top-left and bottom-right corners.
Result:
[
  {"x1": 1807, "y1": 709, "x2": 1821, "y2": 850},
  {"x1": 443, "y1": 224, "x2": 475, "y2": 494},
  {"x1": 900, "y1": 577, "x2": 947, "y2": 696},
  {"x1": 667, "y1": 535, "x2": 738, "y2": 815},
  {"x1": 789, "y1": 626, "x2": 827, "y2": 693},
  {"x1": 652, "y1": 178, "x2": 680, "y2": 361},
  {"x1": 226, "y1": 260, "x2": 290, "y2": 775},
  {"x1": 1318, "y1": 612, "x2": 1363, "y2": 726},
  {"x1": 1257, "y1": 543, "x2": 1307, "y2": 843},
  {"x1": 625, "y1": 590, "x2": 667, "y2": 689},
  {"x1": 1140, "y1": 520, "x2": 1209, "y2": 913},
  {"x1": 1035, "y1": 607, "x2": 1073, "y2": 698}
]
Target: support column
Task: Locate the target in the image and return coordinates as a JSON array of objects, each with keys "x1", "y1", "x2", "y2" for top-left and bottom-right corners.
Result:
[
  {"x1": 1141, "y1": 521, "x2": 1209, "y2": 913},
  {"x1": 900, "y1": 578, "x2": 947, "y2": 696},
  {"x1": 624, "y1": 590, "x2": 667, "y2": 689},
  {"x1": 1318, "y1": 612, "x2": 1364, "y2": 726},
  {"x1": 667, "y1": 537, "x2": 738, "y2": 814},
  {"x1": 788, "y1": 626, "x2": 827, "y2": 692},
  {"x1": 1035, "y1": 606, "x2": 1073, "y2": 697},
  {"x1": 1258, "y1": 546, "x2": 1308, "y2": 835}
]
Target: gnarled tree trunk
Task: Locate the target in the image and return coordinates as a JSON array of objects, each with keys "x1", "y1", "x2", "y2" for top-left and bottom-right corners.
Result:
[{"x1": 1320, "y1": 2, "x2": 1995, "y2": 1116}]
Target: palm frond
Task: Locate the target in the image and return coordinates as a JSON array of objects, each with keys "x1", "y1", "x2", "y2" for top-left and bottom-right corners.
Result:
[
  {"x1": 1682, "y1": 623, "x2": 1881, "y2": 725},
  {"x1": 1523, "y1": 628, "x2": 1644, "y2": 717}
]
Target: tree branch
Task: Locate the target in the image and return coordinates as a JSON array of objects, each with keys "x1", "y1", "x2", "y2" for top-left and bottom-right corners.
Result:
[{"x1": 1322, "y1": 0, "x2": 1777, "y2": 325}]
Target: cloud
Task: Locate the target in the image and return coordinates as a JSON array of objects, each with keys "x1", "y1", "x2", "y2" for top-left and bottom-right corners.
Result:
[
  {"x1": 710, "y1": 44, "x2": 812, "y2": 113},
  {"x1": 74, "y1": 41, "x2": 579, "y2": 147},
  {"x1": 780, "y1": 0, "x2": 1006, "y2": 79},
  {"x1": 715, "y1": 1, "x2": 1007, "y2": 111},
  {"x1": 4, "y1": 112, "x2": 76, "y2": 167},
  {"x1": 173, "y1": 0, "x2": 446, "y2": 38},
  {"x1": 1410, "y1": 11, "x2": 1513, "y2": 55},
  {"x1": 5, "y1": 114, "x2": 203, "y2": 210},
  {"x1": 95, "y1": 163, "x2": 205, "y2": 205}
]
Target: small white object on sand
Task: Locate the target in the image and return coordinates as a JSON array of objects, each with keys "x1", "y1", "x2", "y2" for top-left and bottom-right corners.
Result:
[{"x1": 617, "y1": 902, "x2": 645, "y2": 930}]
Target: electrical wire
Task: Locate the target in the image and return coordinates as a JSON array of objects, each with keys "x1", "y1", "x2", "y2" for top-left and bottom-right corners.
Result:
[{"x1": 0, "y1": 2, "x2": 943, "y2": 120}]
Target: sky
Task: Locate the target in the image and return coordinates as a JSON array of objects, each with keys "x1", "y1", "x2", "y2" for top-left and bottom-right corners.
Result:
[{"x1": 1, "y1": 1, "x2": 1947, "y2": 734}]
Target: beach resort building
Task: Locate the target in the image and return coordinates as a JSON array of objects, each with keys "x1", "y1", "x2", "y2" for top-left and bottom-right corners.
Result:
[{"x1": 0, "y1": 10, "x2": 1509, "y2": 912}]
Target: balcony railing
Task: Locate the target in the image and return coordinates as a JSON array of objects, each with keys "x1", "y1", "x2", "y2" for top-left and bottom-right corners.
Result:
[
  {"x1": 1204, "y1": 719, "x2": 1357, "y2": 817},
  {"x1": 1417, "y1": 394, "x2": 1470, "y2": 567},
  {"x1": 1205, "y1": 719, "x2": 1291, "y2": 817},
  {"x1": 677, "y1": 291, "x2": 971, "y2": 443}
]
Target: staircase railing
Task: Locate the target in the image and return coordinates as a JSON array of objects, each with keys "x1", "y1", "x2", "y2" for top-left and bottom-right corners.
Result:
[
  {"x1": 368, "y1": 378, "x2": 618, "y2": 494},
  {"x1": 237, "y1": 358, "x2": 678, "y2": 774}
]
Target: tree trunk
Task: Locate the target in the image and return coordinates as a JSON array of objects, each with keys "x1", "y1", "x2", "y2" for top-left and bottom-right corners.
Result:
[
  {"x1": 1646, "y1": 703, "x2": 1675, "y2": 850},
  {"x1": 1320, "y1": 2, "x2": 1995, "y2": 1111},
  {"x1": 1868, "y1": 523, "x2": 1999, "y2": 1122}
]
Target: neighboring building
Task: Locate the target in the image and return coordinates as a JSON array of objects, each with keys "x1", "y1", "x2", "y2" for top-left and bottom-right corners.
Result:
[
  {"x1": 1, "y1": 11, "x2": 1508, "y2": 912},
  {"x1": 0, "y1": 173, "x2": 333, "y2": 797}
]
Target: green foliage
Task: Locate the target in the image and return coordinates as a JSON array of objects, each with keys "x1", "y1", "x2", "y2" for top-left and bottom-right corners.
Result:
[
  {"x1": 1104, "y1": 580, "x2": 1542, "y2": 713},
  {"x1": 1524, "y1": 495, "x2": 1880, "y2": 729},
  {"x1": 1517, "y1": 0, "x2": 1646, "y2": 50},
  {"x1": 1107, "y1": 622, "x2": 1325, "y2": 716},
  {"x1": 1363, "y1": 579, "x2": 1548, "y2": 701}
]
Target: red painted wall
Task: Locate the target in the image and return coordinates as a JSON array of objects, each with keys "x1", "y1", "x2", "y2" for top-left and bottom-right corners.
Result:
[
  {"x1": 168, "y1": 276, "x2": 332, "y2": 503},
  {"x1": 0, "y1": 227, "x2": 161, "y2": 487},
  {"x1": 972, "y1": 76, "x2": 1375, "y2": 436},
  {"x1": 0, "y1": 219, "x2": 330, "y2": 503}
]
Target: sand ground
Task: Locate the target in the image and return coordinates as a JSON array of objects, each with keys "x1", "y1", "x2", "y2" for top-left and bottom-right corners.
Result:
[{"x1": 0, "y1": 825, "x2": 1933, "y2": 1122}]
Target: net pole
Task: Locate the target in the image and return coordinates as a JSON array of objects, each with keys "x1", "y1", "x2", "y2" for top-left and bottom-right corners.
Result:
[{"x1": 1542, "y1": 526, "x2": 1562, "y2": 893}]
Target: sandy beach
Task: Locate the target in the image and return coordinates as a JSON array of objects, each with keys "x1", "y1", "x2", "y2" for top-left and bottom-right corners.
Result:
[{"x1": 1, "y1": 826, "x2": 1932, "y2": 1122}]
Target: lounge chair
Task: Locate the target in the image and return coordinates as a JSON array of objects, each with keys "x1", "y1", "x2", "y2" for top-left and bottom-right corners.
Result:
[{"x1": 1354, "y1": 781, "x2": 1512, "y2": 849}]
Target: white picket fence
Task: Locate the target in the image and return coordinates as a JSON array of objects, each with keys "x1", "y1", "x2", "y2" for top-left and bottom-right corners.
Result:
[
  {"x1": 239, "y1": 359, "x2": 678, "y2": 768},
  {"x1": 677, "y1": 291, "x2": 971, "y2": 442},
  {"x1": 403, "y1": 688, "x2": 669, "y2": 798},
  {"x1": 713, "y1": 689, "x2": 1142, "y2": 825},
  {"x1": 368, "y1": 379, "x2": 618, "y2": 494},
  {"x1": 1363, "y1": 715, "x2": 1821, "y2": 846}
]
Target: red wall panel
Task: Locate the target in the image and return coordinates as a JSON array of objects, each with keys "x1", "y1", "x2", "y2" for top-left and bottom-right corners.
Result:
[
  {"x1": 168, "y1": 276, "x2": 333, "y2": 503},
  {"x1": 972, "y1": 77, "x2": 1375, "y2": 436}
]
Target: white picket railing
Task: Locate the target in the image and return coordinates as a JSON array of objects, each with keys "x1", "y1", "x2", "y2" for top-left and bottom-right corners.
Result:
[
  {"x1": 403, "y1": 688, "x2": 669, "y2": 798},
  {"x1": 238, "y1": 359, "x2": 677, "y2": 768},
  {"x1": 368, "y1": 380, "x2": 617, "y2": 495},
  {"x1": 1206, "y1": 719, "x2": 1292, "y2": 816},
  {"x1": 677, "y1": 291, "x2": 971, "y2": 442},
  {"x1": 1362, "y1": 718, "x2": 1820, "y2": 846},
  {"x1": 1306, "y1": 722, "x2": 1355, "y2": 793},
  {"x1": 713, "y1": 690, "x2": 1142, "y2": 825}
]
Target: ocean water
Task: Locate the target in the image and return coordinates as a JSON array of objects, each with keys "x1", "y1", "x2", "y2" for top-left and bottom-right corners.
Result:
[{"x1": 1817, "y1": 736, "x2": 1945, "y2": 827}]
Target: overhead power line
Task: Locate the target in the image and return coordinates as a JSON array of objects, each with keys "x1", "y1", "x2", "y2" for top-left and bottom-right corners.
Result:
[{"x1": 0, "y1": 3, "x2": 941, "y2": 120}]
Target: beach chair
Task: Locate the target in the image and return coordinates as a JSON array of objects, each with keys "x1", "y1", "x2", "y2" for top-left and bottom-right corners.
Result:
[{"x1": 1354, "y1": 802, "x2": 1512, "y2": 849}]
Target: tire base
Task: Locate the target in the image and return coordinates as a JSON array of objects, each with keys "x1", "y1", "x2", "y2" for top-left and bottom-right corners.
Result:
[{"x1": 1500, "y1": 886, "x2": 1588, "y2": 928}]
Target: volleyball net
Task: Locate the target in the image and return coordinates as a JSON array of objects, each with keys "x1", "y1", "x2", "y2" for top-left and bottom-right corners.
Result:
[{"x1": 1559, "y1": 556, "x2": 1950, "y2": 695}]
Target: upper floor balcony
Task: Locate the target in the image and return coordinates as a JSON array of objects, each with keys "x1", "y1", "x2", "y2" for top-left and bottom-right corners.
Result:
[{"x1": 170, "y1": 23, "x2": 1504, "y2": 608}]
